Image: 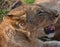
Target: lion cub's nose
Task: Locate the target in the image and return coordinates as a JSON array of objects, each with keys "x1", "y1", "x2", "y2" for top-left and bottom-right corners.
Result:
[{"x1": 55, "y1": 14, "x2": 59, "y2": 17}]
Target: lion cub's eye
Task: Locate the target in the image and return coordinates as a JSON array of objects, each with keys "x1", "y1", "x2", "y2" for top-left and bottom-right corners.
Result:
[
  {"x1": 7, "y1": 15, "x2": 13, "y2": 17},
  {"x1": 12, "y1": 16, "x2": 20, "y2": 19},
  {"x1": 7, "y1": 15, "x2": 20, "y2": 21},
  {"x1": 36, "y1": 9, "x2": 46, "y2": 16}
]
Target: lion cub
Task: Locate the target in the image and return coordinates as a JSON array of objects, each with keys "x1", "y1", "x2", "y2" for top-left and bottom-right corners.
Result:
[{"x1": 0, "y1": 4, "x2": 59, "y2": 47}]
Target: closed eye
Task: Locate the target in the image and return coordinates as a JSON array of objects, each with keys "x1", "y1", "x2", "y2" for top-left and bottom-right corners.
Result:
[{"x1": 36, "y1": 10, "x2": 47, "y2": 16}]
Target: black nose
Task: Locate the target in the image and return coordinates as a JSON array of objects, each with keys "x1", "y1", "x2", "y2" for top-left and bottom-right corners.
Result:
[{"x1": 55, "y1": 14, "x2": 59, "y2": 17}]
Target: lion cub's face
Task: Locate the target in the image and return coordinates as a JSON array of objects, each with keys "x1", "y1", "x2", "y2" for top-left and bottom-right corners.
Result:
[
  {"x1": 7, "y1": 4, "x2": 59, "y2": 28},
  {"x1": 3, "y1": 4, "x2": 59, "y2": 40}
]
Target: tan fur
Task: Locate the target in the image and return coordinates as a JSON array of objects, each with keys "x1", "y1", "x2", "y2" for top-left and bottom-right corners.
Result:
[{"x1": 0, "y1": 4, "x2": 59, "y2": 47}]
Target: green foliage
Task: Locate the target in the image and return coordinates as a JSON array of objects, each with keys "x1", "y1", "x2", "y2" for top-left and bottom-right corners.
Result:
[
  {"x1": 0, "y1": 9, "x2": 8, "y2": 19},
  {"x1": 21, "y1": 0, "x2": 35, "y2": 4}
]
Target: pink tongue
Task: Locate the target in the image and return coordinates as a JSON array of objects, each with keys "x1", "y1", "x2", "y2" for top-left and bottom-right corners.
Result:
[{"x1": 49, "y1": 25, "x2": 55, "y2": 30}]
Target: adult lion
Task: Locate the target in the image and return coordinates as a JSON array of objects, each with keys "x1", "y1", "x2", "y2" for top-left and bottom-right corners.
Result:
[{"x1": 0, "y1": 4, "x2": 59, "y2": 47}]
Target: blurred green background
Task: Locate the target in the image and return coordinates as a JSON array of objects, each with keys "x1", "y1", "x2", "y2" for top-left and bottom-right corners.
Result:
[
  {"x1": 0, "y1": 9, "x2": 8, "y2": 19},
  {"x1": 21, "y1": 0, "x2": 35, "y2": 4}
]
